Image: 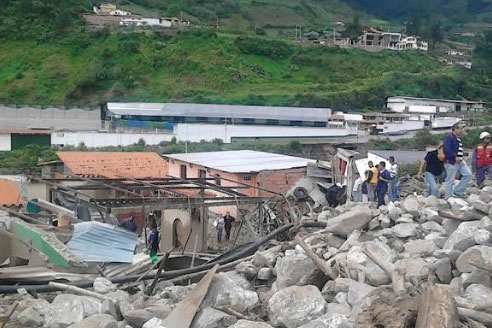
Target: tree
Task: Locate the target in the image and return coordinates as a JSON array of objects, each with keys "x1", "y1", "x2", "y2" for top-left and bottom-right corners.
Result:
[{"x1": 343, "y1": 16, "x2": 363, "y2": 41}]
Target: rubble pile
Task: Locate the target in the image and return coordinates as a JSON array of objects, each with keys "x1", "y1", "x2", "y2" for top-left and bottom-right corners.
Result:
[{"x1": 3, "y1": 186, "x2": 492, "y2": 327}]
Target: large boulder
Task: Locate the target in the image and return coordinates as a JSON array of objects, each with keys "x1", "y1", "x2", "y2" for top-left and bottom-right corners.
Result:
[
  {"x1": 191, "y1": 307, "x2": 237, "y2": 328},
  {"x1": 456, "y1": 245, "x2": 492, "y2": 273},
  {"x1": 67, "y1": 314, "x2": 117, "y2": 328},
  {"x1": 48, "y1": 295, "x2": 105, "y2": 328},
  {"x1": 202, "y1": 272, "x2": 259, "y2": 313},
  {"x1": 268, "y1": 285, "x2": 327, "y2": 328},
  {"x1": 230, "y1": 319, "x2": 274, "y2": 328},
  {"x1": 464, "y1": 284, "x2": 492, "y2": 311},
  {"x1": 443, "y1": 221, "x2": 483, "y2": 251},
  {"x1": 392, "y1": 223, "x2": 420, "y2": 238},
  {"x1": 298, "y1": 313, "x2": 352, "y2": 328},
  {"x1": 275, "y1": 252, "x2": 328, "y2": 289}
]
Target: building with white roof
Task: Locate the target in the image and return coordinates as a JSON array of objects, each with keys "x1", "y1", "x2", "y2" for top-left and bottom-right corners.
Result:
[{"x1": 163, "y1": 150, "x2": 315, "y2": 197}]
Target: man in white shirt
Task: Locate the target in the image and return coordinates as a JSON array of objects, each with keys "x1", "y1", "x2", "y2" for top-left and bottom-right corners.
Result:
[
  {"x1": 388, "y1": 156, "x2": 399, "y2": 202},
  {"x1": 352, "y1": 172, "x2": 363, "y2": 203}
]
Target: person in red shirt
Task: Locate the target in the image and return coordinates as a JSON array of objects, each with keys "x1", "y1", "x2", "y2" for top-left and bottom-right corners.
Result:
[{"x1": 472, "y1": 131, "x2": 492, "y2": 189}]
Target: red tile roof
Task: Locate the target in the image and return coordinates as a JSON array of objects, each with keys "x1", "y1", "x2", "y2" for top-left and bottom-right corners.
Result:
[
  {"x1": 0, "y1": 179, "x2": 23, "y2": 206},
  {"x1": 56, "y1": 152, "x2": 168, "y2": 179}
]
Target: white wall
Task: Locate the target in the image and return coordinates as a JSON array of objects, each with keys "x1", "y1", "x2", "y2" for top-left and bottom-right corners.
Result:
[
  {"x1": 0, "y1": 134, "x2": 11, "y2": 151},
  {"x1": 51, "y1": 131, "x2": 174, "y2": 148},
  {"x1": 174, "y1": 123, "x2": 357, "y2": 143},
  {"x1": 380, "y1": 120, "x2": 424, "y2": 133}
]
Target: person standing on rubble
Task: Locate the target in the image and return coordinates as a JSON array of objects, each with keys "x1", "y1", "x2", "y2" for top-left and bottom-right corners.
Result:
[
  {"x1": 365, "y1": 161, "x2": 378, "y2": 202},
  {"x1": 223, "y1": 211, "x2": 236, "y2": 241},
  {"x1": 417, "y1": 143, "x2": 445, "y2": 197},
  {"x1": 376, "y1": 161, "x2": 392, "y2": 208},
  {"x1": 216, "y1": 214, "x2": 224, "y2": 242},
  {"x1": 388, "y1": 156, "x2": 399, "y2": 202},
  {"x1": 443, "y1": 122, "x2": 471, "y2": 199},
  {"x1": 471, "y1": 131, "x2": 492, "y2": 189},
  {"x1": 119, "y1": 216, "x2": 137, "y2": 233},
  {"x1": 147, "y1": 223, "x2": 159, "y2": 264},
  {"x1": 352, "y1": 172, "x2": 363, "y2": 203}
]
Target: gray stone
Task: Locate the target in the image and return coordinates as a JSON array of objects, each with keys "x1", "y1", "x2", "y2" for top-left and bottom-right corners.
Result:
[
  {"x1": 463, "y1": 269, "x2": 492, "y2": 289},
  {"x1": 404, "y1": 239, "x2": 438, "y2": 257},
  {"x1": 401, "y1": 196, "x2": 420, "y2": 217},
  {"x1": 395, "y1": 258, "x2": 429, "y2": 281},
  {"x1": 368, "y1": 217, "x2": 380, "y2": 230},
  {"x1": 203, "y1": 271, "x2": 259, "y2": 313},
  {"x1": 395, "y1": 214, "x2": 415, "y2": 223},
  {"x1": 275, "y1": 252, "x2": 328, "y2": 289},
  {"x1": 473, "y1": 200, "x2": 490, "y2": 214},
  {"x1": 67, "y1": 314, "x2": 118, "y2": 328},
  {"x1": 230, "y1": 319, "x2": 274, "y2": 328},
  {"x1": 93, "y1": 277, "x2": 117, "y2": 294},
  {"x1": 122, "y1": 309, "x2": 153, "y2": 327},
  {"x1": 475, "y1": 229, "x2": 491, "y2": 245},
  {"x1": 467, "y1": 193, "x2": 481, "y2": 205},
  {"x1": 252, "y1": 249, "x2": 278, "y2": 268},
  {"x1": 431, "y1": 236, "x2": 448, "y2": 249},
  {"x1": 191, "y1": 307, "x2": 237, "y2": 328},
  {"x1": 456, "y1": 245, "x2": 492, "y2": 273},
  {"x1": 433, "y1": 258, "x2": 453, "y2": 284},
  {"x1": 17, "y1": 307, "x2": 44, "y2": 327},
  {"x1": 392, "y1": 223, "x2": 420, "y2": 238},
  {"x1": 443, "y1": 221, "x2": 483, "y2": 251},
  {"x1": 322, "y1": 206, "x2": 379, "y2": 236},
  {"x1": 235, "y1": 261, "x2": 258, "y2": 280},
  {"x1": 421, "y1": 221, "x2": 446, "y2": 234},
  {"x1": 448, "y1": 197, "x2": 469, "y2": 210},
  {"x1": 380, "y1": 215, "x2": 391, "y2": 229},
  {"x1": 298, "y1": 313, "x2": 353, "y2": 328},
  {"x1": 480, "y1": 187, "x2": 492, "y2": 203},
  {"x1": 347, "y1": 280, "x2": 375, "y2": 307},
  {"x1": 421, "y1": 208, "x2": 441, "y2": 223},
  {"x1": 142, "y1": 317, "x2": 165, "y2": 328},
  {"x1": 327, "y1": 233, "x2": 346, "y2": 249},
  {"x1": 464, "y1": 284, "x2": 492, "y2": 311},
  {"x1": 268, "y1": 285, "x2": 327, "y2": 328},
  {"x1": 442, "y1": 218, "x2": 461, "y2": 236},
  {"x1": 387, "y1": 204, "x2": 403, "y2": 221},
  {"x1": 49, "y1": 295, "x2": 104, "y2": 328},
  {"x1": 257, "y1": 267, "x2": 273, "y2": 280}
]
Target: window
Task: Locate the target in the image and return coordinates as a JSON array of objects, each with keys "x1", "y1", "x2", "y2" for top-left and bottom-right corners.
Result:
[
  {"x1": 199, "y1": 169, "x2": 206, "y2": 182},
  {"x1": 243, "y1": 175, "x2": 252, "y2": 181},
  {"x1": 215, "y1": 174, "x2": 221, "y2": 185},
  {"x1": 180, "y1": 165, "x2": 187, "y2": 179}
]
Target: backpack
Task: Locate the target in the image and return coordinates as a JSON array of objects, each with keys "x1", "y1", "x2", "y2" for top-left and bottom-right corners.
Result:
[
  {"x1": 437, "y1": 141, "x2": 445, "y2": 162},
  {"x1": 365, "y1": 169, "x2": 373, "y2": 183}
]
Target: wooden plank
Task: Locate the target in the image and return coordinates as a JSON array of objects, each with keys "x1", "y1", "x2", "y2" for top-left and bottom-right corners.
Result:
[
  {"x1": 415, "y1": 281, "x2": 458, "y2": 328},
  {"x1": 160, "y1": 264, "x2": 219, "y2": 328}
]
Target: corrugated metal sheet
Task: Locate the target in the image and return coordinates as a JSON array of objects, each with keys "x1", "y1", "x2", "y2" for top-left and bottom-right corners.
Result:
[
  {"x1": 106, "y1": 102, "x2": 331, "y2": 122},
  {"x1": 67, "y1": 221, "x2": 138, "y2": 263},
  {"x1": 164, "y1": 150, "x2": 315, "y2": 173}
]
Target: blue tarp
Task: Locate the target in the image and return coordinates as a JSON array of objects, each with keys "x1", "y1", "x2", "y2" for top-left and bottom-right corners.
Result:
[{"x1": 67, "y1": 221, "x2": 137, "y2": 263}]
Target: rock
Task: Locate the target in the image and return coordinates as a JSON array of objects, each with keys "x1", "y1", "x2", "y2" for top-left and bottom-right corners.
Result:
[
  {"x1": 268, "y1": 285, "x2": 327, "y2": 328},
  {"x1": 327, "y1": 234, "x2": 346, "y2": 248},
  {"x1": 236, "y1": 261, "x2": 258, "y2": 280},
  {"x1": 433, "y1": 258, "x2": 453, "y2": 284},
  {"x1": 395, "y1": 258, "x2": 429, "y2": 281},
  {"x1": 395, "y1": 214, "x2": 415, "y2": 223},
  {"x1": 463, "y1": 269, "x2": 492, "y2": 289},
  {"x1": 17, "y1": 307, "x2": 44, "y2": 327},
  {"x1": 323, "y1": 206, "x2": 379, "y2": 237},
  {"x1": 298, "y1": 313, "x2": 352, "y2": 328},
  {"x1": 252, "y1": 249, "x2": 278, "y2": 268},
  {"x1": 421, "y1": 208, "x2": 441, "y2": 223},
  {"x1": 361, "y1": 241, "x2": 395, "y2": 286},
  {"x1": 257, "y1": 268, "x2": 273, "y2": 280},
  {"x1": 122, "y1": 309, "x2": 153, "y2": 327},
  {"x1": 456, "y1": 245, "x2": 492, "y2": 273},
  {"x1": 464, "y1": 284, "x2": 492, "y2": 311},
  {"x1": 379, "y1": 215, "x2": 391, "y2": 229},
  {"x1": 442, "y1": 218, "x2": 461, "y2": 236},
  {"x1": 203, "y1": 272, "x2": 259, "y2": 313},
  {"x1": 475, "y1": 229, "x2": 491, "y2": 245},
  {"x1": 191, "y1": 307, "x2": 237, "y2": 328},
  {"x1": 421, "y1": 221, "x2": 446, "y2": 234},
  {"x1": 392, "y1": 223, "x2": 420, "y2": 238},
  {"x1": 230, "y1": 319, "x2": 274, "y2": 328},
  {"x1": 473, "y1": 200, "x2": 490, "y2": 214},
  {"x1": 479, "y1": 187, "x2": 492, "y2": 203},
  {"x1": 443, "y1": 221, "x2": 483, "y2": 251},
  {"x1": 387, "y1": 204, "x2": 403, "y2": 221},
  {"x1": 142, "y1": 317, "x2": 165, "y2": 328},
  {"x1": 347, "y1": 280, "x2": 375, "y2": 307},
  {"x1": 275, "y1": 252, "x2": 328, "y2": 289},
  {"x1": 67, "y1": 314, "x2": 118, "y2": 328},
  {"x1": 404, "y1": 239, "x2": 439, "y2": 257},
  {"x1": 93, "y1": 277, "x2": 117, "y2": 294},
  {"x1": 401, "y1": 196, "x2": 420, "y2": 217},
  {"x1": 368, "y1": 217, "x2": 380, "y2": 230},
  {"x1": 49, "y1": 295, "x2": 104, "y2": 328}
]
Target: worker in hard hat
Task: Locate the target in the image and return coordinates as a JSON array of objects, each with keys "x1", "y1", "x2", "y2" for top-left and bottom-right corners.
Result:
[{"x1": 472, "y1": 131, "x2": 492, "y2": 189}]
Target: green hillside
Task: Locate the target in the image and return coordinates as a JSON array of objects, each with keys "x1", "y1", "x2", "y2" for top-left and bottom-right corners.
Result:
[{"x1": 0, "y1": 0, "x2": 491, "y2": 109}]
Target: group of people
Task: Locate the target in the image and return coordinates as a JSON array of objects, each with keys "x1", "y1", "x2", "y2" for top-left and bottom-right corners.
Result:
[
  {"x1": 215, "y1": 211, "x2": 236, "y2": 242},
  {"x1": 417, "y1": 123, "x2": 492, "y2": 199},
  {"x1": 351, "y1": 158, "x2": 399, "y2": 208}
]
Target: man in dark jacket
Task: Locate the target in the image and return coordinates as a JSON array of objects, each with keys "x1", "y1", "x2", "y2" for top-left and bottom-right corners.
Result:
[
  {"x1": 442, "y1": 122, "x2": 471, "y2": 199},
  {"x1": 223, "y1": 211, "x2": 235, "y2": 241}
]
